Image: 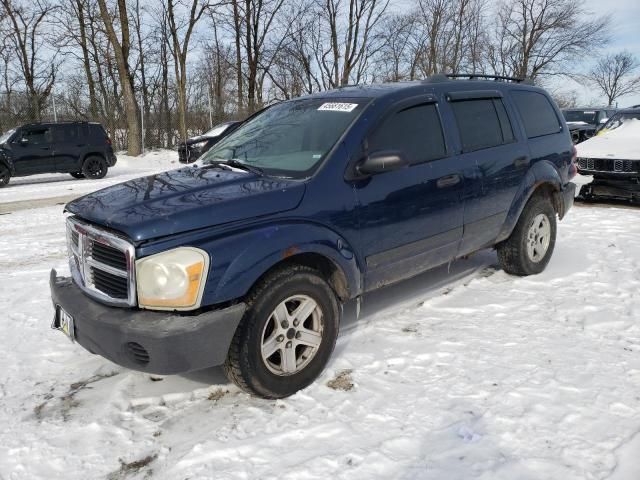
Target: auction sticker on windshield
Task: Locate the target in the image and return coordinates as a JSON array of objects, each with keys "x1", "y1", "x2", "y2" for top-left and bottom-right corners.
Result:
[{"x1": 318, "y1": 103, "x2": 359, "y2": 112}]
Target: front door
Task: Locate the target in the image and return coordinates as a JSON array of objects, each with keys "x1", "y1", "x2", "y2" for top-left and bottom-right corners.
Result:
[
  {"x1": 12, "y1": 126, "x2": 54, "y2": 175},
  {"x1": 353, "y1": 98, "x2": 470, "y2": 291}
]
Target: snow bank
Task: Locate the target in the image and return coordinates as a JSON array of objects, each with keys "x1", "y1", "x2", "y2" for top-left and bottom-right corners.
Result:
[{"x1": 1, "y1": 203, "x2": 640, "y2": 479}]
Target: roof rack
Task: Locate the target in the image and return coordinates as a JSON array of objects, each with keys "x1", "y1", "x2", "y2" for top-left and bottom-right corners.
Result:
[
  {"x1": 445, "y1": 73, "x2": 532, "y2": 84},
  {"x1": 423, "y1": 73, "x2": 534, "y2": 85}
]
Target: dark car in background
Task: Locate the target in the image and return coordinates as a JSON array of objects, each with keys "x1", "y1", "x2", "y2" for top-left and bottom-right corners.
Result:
[
  {"x1": 178, "y1": 121, "x2": 240, "y2": 163},
  {"x1": 562, "y1": 107, "x2": 616, "y2": 144},
  {"x1": 0, "y1": 121, "x2": 116, "y2": 187}
]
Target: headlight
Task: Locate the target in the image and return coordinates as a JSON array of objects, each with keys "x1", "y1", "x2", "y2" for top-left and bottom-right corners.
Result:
[{"x1": 136, "y1": 247, "x2": 210, "y2": 311}]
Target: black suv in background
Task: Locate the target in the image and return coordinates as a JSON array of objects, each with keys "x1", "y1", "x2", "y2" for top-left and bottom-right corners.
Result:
[
  {"x1": 562, "y1": 107, "x2": 616, "y2": 144},
  {"x1": 178, "y1": 121, "x2": 241, "y2": 163},
  {"x1": 0, "y1": 121, "x2": 116, "y2": 187}
]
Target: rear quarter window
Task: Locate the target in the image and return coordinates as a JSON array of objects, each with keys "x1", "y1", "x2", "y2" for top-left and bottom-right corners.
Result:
[{"x1": 511, "y1": 90, "x2": 562, "y2": 138}]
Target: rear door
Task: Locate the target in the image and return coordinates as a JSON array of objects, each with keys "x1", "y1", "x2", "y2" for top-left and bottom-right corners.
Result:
[
  {"x1": 447, "y1": 92, "x2": 530, "y2": 255},
  {"x1": 12, "y1": 126, "x2": 54, "y2": 175},
  {"x1": 355, "y1": 97, "x2": 470, "y2": 290},
  {"x1": 53, "y1": 124, "x2": 85, "y2": 172}
]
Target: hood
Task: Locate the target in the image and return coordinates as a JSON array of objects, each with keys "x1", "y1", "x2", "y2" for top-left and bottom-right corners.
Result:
[
  {"x1": 66, "y1": 166, "x2": 305, "y2": 242},
  {"x1": 576, "y1": 119, "x2": 640, "y2": 161}
]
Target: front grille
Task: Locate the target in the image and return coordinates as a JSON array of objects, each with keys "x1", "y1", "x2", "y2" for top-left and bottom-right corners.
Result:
[
  {"x1": 91, "y1": 267, "x2": 129, "y2": 299},
  {"x1": 91, "y1": 242, "x2": 127, "y2": 270},
  {"x1": 66, "y1": 217, "x2": 136, "y2": 306},
  {"x1": 578, "y1": 158, "x2": 639, "y2": 173}
]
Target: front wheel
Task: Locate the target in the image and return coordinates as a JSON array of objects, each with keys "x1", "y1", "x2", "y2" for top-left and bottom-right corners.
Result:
[
  {"x1": 497, "y1": 194, "x2": 557, "y2": 276},
  {"x1": 82, "y1": 156, "x2": 108, "y2": 179},
  {"x1": 224, "y1": 265, "x2": 340, "y2": 399},
  {"x1": 0, "y1": 164, "x2": 10, "y2": 187}
]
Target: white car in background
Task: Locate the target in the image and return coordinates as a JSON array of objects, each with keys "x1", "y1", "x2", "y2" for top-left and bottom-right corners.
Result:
[{"x1": 575, "y1": 108, "x2": 640, "y2": 202}]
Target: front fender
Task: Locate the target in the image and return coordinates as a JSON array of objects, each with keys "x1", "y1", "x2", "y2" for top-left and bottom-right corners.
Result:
[
  {"x1": 496, "y1": 160, "x2": 562, "y2": 243},
  {"x1": 206, "y1": 222, "x2": 362, "y2": 305}
]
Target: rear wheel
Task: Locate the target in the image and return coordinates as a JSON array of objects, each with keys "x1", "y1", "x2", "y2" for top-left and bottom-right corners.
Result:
[
  {"x1": 69, "y1": 172, "x2": 84, "y2": 179},
  {"x1": 82, "y1": 156, "x2": 107, "y2": 179},
  {"x1": 0, "y1": 164, "x2": 10, "y2": 187},
  {"x1": 224, "y1": 265, "x2": 340, "y2": 399},
  {"x1": 497, "y1": 194, "x2": 557, "y2": 276}
]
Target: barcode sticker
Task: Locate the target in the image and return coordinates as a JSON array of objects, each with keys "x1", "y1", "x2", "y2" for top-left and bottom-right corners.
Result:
[{"x1": 318, "y1": 103, "x2": 359, "y2": 112}]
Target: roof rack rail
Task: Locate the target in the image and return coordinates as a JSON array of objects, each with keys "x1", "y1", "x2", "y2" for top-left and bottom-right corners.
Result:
[{"x1": 445, "y1": 73, "x2": 532, "y2": 84}]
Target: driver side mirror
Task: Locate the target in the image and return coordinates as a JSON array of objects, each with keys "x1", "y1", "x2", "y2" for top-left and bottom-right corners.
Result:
[{"x1": 356, "y1": 150, "x2": 409, "y2": 176}]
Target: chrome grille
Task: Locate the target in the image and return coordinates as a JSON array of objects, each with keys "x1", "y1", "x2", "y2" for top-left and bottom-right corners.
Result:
[{"x1": 66, "y1": 217, "x2": 136, "y2": 306}]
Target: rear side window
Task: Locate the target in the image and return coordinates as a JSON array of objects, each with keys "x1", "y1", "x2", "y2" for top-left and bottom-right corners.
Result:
[
  {"x1": 369, "y1": 103, "x2": 446, "y2": 164},
  {"x1": 89, "y1": 124, "x2": 108, "y2": 143},
  {"x1": 53, "y1": 125, "x2": 80, "y2": 143},
  {"x1": 451, "y1": 98, "x2": 514, "y2": 152},
  {"x1": 512, "y1": 91, "x2": 562, "y2": 138}
]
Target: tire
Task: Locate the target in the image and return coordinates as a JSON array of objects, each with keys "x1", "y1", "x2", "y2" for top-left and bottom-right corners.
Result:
[
  {"x1": 69, "y1": 172, "x2": 85, "y2": 179},
  {"x1": 224, "y1": 265, "x2": 340, "y2": 399},
  {"x1": 497, "y1": 194, "x2": 557, "y2": 276},
  {"x1": 0, "y1": 164, "x2": 10, "y2": 188},
  {"x1": 81, "y1": 156, "x2": 108, "y2": 179}
]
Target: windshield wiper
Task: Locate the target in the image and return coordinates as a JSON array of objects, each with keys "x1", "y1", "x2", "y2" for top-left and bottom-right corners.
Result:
[{"x1": 204, "y1": 159, "x2": 264, "y2": 176}]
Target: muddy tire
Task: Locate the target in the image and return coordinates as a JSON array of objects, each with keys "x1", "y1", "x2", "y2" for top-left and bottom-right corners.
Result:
[
  {"x1": 82, "y1": 156, "x2": 107, "y2": 179},
  {"x1": 224, "y1": 265, "x2": 340, "y2": 399},
  {"x1": 0, "y1": 164, "x2": 10, "y2": 187},
  {"x1": 497, "y1": 194, "x2": 557, "y2": 276}
]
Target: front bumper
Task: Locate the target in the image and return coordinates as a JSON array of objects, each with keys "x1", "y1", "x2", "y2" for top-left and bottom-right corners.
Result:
[{"x1": 50, "y1": 269, "x2": 246, "y2": 375}]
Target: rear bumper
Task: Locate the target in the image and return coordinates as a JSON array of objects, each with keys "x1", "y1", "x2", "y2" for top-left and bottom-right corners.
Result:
[{"x1": 50, "y1": 269, "x2": 246, "y2": 375}]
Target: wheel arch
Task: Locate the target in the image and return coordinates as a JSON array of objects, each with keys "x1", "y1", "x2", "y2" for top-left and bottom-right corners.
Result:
[{"x1": 496, "y1": 161, "x2": 564, "y2": 243}]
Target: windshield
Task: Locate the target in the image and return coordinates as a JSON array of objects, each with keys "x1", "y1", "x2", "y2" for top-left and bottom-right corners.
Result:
[
  {"x1": 601, "y1": 112, "x2": 640, "y2": 132},
  {"x1": 0, "y1": 128, "x2": 16, "y2": 144},
  {"x1": 201, "y1": 98, "x2": 368, "y2": 178},
  {"x1": 563, "y1": 110, "x2": 597, "y2": 124}
]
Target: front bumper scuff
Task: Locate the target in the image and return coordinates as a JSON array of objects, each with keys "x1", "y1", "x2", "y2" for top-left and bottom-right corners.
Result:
[{"x1": 50, "y1": 269, "x2": 246, "y2": 375}]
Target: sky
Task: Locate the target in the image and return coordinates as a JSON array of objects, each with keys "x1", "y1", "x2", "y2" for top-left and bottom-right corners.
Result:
[{"x1": 557, "y1": 0, "x2": 640, "y2": 107}]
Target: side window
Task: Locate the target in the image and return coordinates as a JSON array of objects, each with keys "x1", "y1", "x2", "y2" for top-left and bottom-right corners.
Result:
[
  {"x1": 53, "y1": 125, "x2": 80, "y2": 144},
  {"x1": 511, "y1": 90, "x2": 562, "y2": 138},
  {"x1": 369, "y1": 103, "x2": 446, "y2": 164},
  {"x1": 22, "y1": 127, "x2": 51, "y2": 145},
  {"x1": 451, "y1": 98, "x2": 512, "y2": 152}
]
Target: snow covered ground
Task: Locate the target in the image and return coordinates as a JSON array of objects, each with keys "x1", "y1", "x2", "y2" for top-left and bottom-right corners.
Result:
[{"x1": 0, "y1": 161, "x2": 639, "y2": 479}]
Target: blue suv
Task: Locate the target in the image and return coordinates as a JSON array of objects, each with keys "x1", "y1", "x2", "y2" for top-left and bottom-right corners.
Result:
[{"x1": 50, "y1": 75, "x2": 577, "y2": 398}]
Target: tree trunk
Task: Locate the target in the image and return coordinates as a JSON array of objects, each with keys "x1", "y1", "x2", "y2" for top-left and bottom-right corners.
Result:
[{"x1": 96, "y1": 0, "x2": 141, "y2": 156}]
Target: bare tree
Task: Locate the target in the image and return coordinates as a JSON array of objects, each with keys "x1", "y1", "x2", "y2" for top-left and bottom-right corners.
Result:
[
  {"x1": 96, "y1": 0, "x2": 142, "y2": 155},
  {"x1": 318, "y1": 0, "x2": 389, "y2": 88},
  {"x1": 491, "y1": 0, "x2": 610, "y2": 79},
  {"x1": 588, "y1": 52, "x2": 640, "y2": 106},
  {"x1": 0, "y1": 0, "x2": 59, "y2": 121},
  {"x1": 165, "y1": 0, "x2": 209, "y2": 140}
]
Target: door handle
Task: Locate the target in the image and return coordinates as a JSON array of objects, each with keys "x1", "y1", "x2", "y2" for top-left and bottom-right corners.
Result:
[
  {"x1": 436, "y1": 174, "x2": 461, "y2": 188},
  {"x1": 514, "y1": 155, "x2": 530, "y2": 168}
]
